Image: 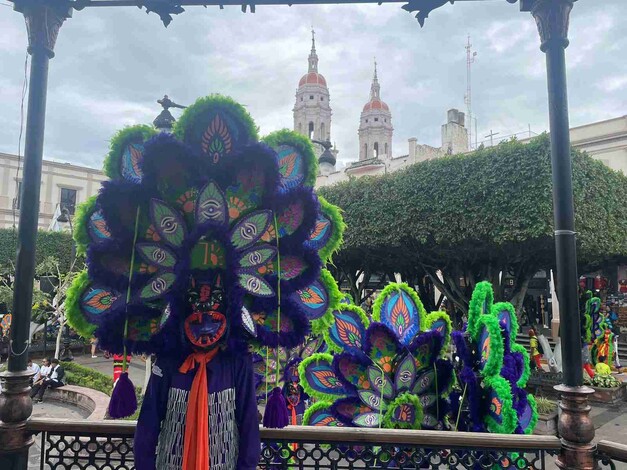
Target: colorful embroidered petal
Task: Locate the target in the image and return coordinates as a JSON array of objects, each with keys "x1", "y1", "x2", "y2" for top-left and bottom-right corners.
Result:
[
  {"x1": 196, "y1": 181, "x2": 227, "y2": 226},
  {"x1": 230, "y1": 210, "x2": 272, "y2": 250},
  {"x1": 150, "y1": 199, "x2": 187, "y2": 248}
]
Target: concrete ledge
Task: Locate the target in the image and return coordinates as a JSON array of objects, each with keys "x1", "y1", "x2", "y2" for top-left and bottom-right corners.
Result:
[{"x1": 44, "y1": 384, "x2": 109, "y2": 420}]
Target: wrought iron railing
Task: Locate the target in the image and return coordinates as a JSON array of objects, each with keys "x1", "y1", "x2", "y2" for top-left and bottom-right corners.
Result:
[
  {"x1": 26, "y1": 418, "x2": 563, "y2": 469},
  {"x1": 597, "y1": 440, "x2": 627, "y2": 470}
]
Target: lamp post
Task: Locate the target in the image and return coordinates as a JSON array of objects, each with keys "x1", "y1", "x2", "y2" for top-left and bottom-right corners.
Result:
[
  {"x1": 521, "y1": 1, "x2": 594, "y2": 468},
  {"x1": 56, "y1": 207, "x2": 74, "y2": 363}
]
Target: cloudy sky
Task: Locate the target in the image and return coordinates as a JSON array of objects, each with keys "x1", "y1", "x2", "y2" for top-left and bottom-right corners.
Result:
[{"x1": 0, "y1": 0, "x2": 625, "y2": 169}]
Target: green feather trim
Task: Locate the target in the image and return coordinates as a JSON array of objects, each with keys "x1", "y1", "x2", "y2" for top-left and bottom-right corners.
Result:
[
  {"x1": 65, "y1": 270, "x2": 96, "y2": 338},
  {"x1": 511, "y1": 343, "x2": 531, "y2": 388},
  {"x1": 467, "y1": 281, "x2": 494, "y2": 339},
  {"x1": 382, "y1": 392, "x2": 424, "y2": 430},
  {"x1": 492, "y1": 301, "x2": 519, "y2": 344},
  {"x1": 317, "y1": 196, "x2": 346, "y2": 265},
  {"x1": 310, "y1": 269, "x2": 344, "y2": 335},
  {"x1": 342, "y1": 292, "x2": 354, "y2": 305},
  {"x1": 72, "y1": 195, "x2": 98, "y2": 257},
  {"x1": 173, "y1": 94, "x2": 259, "y2": 143},
  {"x1": 322, "y1": 304, "x2": 371, "y2": 353},
  {"x1": 424, "y1": 311, "x2": 453, "y2": 353},
  {"x1": 483, "y1": 375, "x2": 517, "y2": 434},
  {"x1": 372, "y1": 282, "x2": 427, "y2": 333},
  {"x1": 524, "y1": 394, "x2": 539, "y2": 435},
  {"x1": 302, "y1": 400, "x2": 334, "y2": 426},
  {"x1": 102, "y1": 125, "x2": 156, "y2": 180},
  {"x1": 262, "y1": 129, "x2": 318, "y2": 188},
  {"x1": 298, "y1": 353, "x2": 347, "y2": 402},
  {"x1": 476, "y1": 315, "x2": 505, "y2": 378}
]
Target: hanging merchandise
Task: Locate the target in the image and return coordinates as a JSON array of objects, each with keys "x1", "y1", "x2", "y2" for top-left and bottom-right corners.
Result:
[{"x1": 65, "y1": 95, "x2": 345, "y2": 470}]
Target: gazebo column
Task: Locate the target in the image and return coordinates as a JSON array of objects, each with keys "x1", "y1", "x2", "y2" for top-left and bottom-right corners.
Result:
[
  {"x1": 526, "y1": 0, "x2": 595, "y2": 468},
  {"x1": 0, "y1": 1, "x2": 70, "y2": 468}
]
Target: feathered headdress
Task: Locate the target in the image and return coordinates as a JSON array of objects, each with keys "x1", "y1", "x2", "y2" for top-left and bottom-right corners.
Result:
[{"x1": 66, "y1": 95, "x2": 345, "y2": 416}]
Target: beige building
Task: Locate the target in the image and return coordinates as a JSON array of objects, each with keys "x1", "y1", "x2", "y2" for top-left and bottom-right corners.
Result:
[
  {"x1": 0, "y1": 152, "x2": 106, "y2": 230},
  {"x1": 521, "y1": 115, "x2": 627, "y2": 174}
]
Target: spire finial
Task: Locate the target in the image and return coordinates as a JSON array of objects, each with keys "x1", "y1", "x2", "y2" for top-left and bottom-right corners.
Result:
[
  {"x1": 370, "y1": 58, "x2": 381, "y2": 100},
  {"x1": 374, "y1": 57, "x2": 378, "y2": 80},
  {"x1": 308, "y1": 27, "x2": 319, "y2": 73}
]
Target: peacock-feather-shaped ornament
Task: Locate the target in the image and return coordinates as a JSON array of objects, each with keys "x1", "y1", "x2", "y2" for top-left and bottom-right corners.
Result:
[
  {"x1": 452, "y1": 281, "x2": 537, "y2": 436},
  {"x1": 65, "y1": 95, "x2": 345, "y2": 420},
  {"x1": 299, "y1": 282, "x2": 455, "y2": 430}
]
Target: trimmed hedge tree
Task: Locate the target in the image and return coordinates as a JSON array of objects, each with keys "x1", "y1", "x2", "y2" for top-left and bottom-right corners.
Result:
[
  {"x1": 0, "y1": 229, "x2": 74, "y2": 274},
  {"x1": 320, "y1": 135, "x2": 627, "y2": 316}
]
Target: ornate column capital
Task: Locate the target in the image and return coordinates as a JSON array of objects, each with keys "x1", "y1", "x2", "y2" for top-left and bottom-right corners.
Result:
[
  {"x1": 13, "y1": 0, "x2": 72, "y2": 58},
  {"x1": 530, "y1": 0, "x2": 576, "y2": 52}
]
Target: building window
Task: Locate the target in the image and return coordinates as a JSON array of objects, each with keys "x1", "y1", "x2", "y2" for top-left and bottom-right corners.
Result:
[
  {"x1": 300, "y1": 97, "x2": 303, "y2": 101},
  {"x1": 374, "y1": 118, "x2": 379, "y2": 122},
  {"x1": 374, "y1": 142, "x2": 379, "y2": 158},
  {"x1": 60, "y1": 187, "x2": 77, "y2": 215},
  {"x1": 321, "y1": 97, "x2": 324, "y2": 101},
  {"x1": 310, "y1": 95, "x2": 314, "y2": 100},
  {"x1": 14, "y1": 181, "x2": 22, "y2": 210},
  {"x1": 308, "y1": 122, "x2": 314, "y2": 140},
  {"x1": 385, "y1": 143, "x2": 388, "y2": 155},
  {"x1": 320, "y1": 122, "x2": 326, "y2": 141},
  {"x1": 385, "y1": 119, "x2": 387, "y2": 122},
  {"x1": 365, "y1": 119, "x2": 368, "y2": 123}
]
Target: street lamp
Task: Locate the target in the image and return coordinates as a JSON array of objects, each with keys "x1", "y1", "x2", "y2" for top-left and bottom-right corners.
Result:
[{"x1": 57, "y1": 207, "x2": 74, "y2": 362}]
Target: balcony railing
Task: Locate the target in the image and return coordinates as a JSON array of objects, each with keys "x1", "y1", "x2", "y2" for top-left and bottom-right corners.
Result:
[
  {"x1": 597, "y1": 440, "x2": 627, "y2": 470},
  {"x1": 26, "y1": 418, "x2": 564, "y2": 469}
]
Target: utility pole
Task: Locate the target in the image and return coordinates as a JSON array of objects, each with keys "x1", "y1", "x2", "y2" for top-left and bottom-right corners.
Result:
[{"x1": 464, "y1": 35, "x2": 477, "y2": 150}]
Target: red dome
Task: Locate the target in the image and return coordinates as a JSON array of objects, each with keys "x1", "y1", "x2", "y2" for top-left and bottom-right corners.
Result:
[
  {"x1": 363, "y1": 98, "x2": 389, "y2": 112},
  {"x1": 299, "y1": 72, "x2": 327, "y2": 87}
]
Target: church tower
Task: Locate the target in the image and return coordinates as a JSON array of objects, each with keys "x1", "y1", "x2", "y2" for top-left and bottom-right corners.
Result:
[
  {"x1": 358, "y1": 61, "x2": 393, "y2": 161},
  {"x1": 293, "y1": 30, "x2": 333, "y2": 154}
]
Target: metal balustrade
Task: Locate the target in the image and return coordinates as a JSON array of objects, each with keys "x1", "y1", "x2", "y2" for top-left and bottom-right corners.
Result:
[{"x1": 26, "y1": 418, "x2": 564, "y2": 469}]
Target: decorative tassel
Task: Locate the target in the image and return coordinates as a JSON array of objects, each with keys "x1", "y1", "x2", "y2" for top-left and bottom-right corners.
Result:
[
  {"x1": 263, "y1": 387, "x2": 289, "y2": 428},
  {"x1": 108, "y1": 372, "x2": 137, "y2": 419}
]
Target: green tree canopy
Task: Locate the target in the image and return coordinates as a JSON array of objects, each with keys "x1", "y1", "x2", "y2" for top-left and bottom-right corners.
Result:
[
  {"x1": 0, "y1": 229, "x2": 74, "y2": 275},
  {"x1": 320, "y1": 135, "x2": 627, "y2": 315}
]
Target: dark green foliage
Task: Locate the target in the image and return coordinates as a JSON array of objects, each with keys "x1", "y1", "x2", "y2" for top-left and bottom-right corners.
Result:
[
  {"x1": 0, "y1": 229, "x2": 74, "y2": 274},
  {"x1": 62, "y1": 361, "x2": 143, "y2": 420},
  {"x1": 320, "y1": 135, "x2": 627, "y2": 313}
]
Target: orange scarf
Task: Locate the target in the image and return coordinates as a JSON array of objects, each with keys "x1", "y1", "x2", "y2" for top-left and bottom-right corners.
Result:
[{"x1": 179, "y1": 348, "x2": 219, "y2": 470}]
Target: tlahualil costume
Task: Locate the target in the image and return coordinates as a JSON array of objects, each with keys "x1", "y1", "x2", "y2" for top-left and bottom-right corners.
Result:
[{"x1": 66, "y1": 96, "x2": 346, "y2": 470}]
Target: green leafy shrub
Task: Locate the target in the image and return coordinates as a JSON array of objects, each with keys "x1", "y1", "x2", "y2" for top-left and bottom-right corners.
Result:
[
  {"x1": 535, "y1": 397, "x2": 557, "y2": 415},
  {"x1": 591, "y1": 373, "x2": 621, "y2": 389}
]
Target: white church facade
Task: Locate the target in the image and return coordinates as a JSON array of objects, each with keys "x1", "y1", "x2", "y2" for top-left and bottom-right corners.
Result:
[{"x1": 292, "y1": 32, "x2": 471, "y2": 189}]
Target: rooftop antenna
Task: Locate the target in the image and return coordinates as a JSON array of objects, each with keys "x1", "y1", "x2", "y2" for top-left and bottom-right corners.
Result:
[{"x1": 464, "y1": 35, "x2": 477, "y2": 150}]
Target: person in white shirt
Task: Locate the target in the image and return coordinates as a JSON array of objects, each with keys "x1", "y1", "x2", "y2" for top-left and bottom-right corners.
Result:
[
  {"x1": 30, "y1": 358, "x2": 64, "y2": 402},
  {"x1": 27, "y1": 358, "x2": 41, "y2": 385},
  {"x1": 32, "y1": 357, "x2": 52, "y2": 390}
]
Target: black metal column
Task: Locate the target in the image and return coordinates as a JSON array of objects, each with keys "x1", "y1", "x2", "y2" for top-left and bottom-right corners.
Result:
[
  {"x1": 527, "y1": 1, "x2": 595, "y2": 468},
  {"x1": 0, "y1": 1, "x2": 70, "y2": 467}
]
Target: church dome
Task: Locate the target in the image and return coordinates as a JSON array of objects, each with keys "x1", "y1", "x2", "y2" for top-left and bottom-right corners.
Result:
[
  {"x1": 362, "y1": 98, "x2": 389, "y2": 112},
  {"x1": 299, "y1": 72, "x2": 327, "y2": 88}
]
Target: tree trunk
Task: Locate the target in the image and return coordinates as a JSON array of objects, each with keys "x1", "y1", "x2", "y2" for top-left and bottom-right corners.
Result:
[{"x1": 55, "y1": 315, "x2": 64, "y2": 359}]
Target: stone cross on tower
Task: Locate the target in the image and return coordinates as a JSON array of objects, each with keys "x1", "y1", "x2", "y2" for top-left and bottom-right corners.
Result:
[{"x1": 308, "y1": 28, "x2": 318, "y2": 73}]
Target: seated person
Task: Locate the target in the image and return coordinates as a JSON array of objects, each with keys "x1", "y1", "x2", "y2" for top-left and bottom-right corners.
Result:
[
  {"x1": 595, "y1": 355, "x2": 612, "y2": 376},
  {"x1": 30, "y1": 358, "x2": 65, "y2": 402},
  {"x1": 27, "y1": 358, "x2": 41, "y2": 385}
]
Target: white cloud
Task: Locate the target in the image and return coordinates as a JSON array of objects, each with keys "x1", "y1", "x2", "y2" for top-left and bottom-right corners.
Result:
[{"x1": 0, "y1": 0, "x2": 624, "y2": 170}]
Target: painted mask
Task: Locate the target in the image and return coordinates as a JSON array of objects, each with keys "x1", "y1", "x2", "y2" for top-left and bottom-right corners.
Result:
[{"x1": 184, "y1": 280, "x2": 227, "y2": 350}]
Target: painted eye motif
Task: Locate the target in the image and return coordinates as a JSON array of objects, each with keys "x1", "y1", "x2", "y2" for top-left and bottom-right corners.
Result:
[
  {"x1": 200, "y1": 199, "x2": 221, "y2": 219},
  {"x1": 248, "y1": 251, "x2": 262, "y2": 265},
  {"x1": 246, "y1": 277, "x2": 261, "y2": 293},
  {"x1": 399, "y1": 370, "x2": 412, "y2": 383},
  {"x1": 160, "y1": 216, "x2": 178, "y2": 234},
  {"x1": 368, "y1": 395, "x2": 380, "y2": 408},
  {"x1": 240, "y1": 222, "x2": 257, "y2": 240},
  {"x1": 151, "y1": 277, "x2": 168, "y2": 294},
  {"x1": 152, "y1": 248, "x2": 167, "y2": 264}
]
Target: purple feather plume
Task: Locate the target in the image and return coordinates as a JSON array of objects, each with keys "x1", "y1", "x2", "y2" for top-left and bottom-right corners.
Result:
[
  {"x1": 263, "y1": 386, "x2": 289, "y2": 428},
  {"x1": 107, "y1": 372, "x2": 137, "y2": 419}
]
